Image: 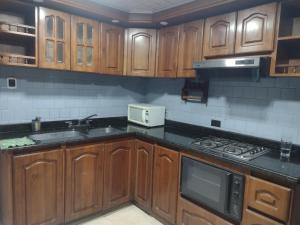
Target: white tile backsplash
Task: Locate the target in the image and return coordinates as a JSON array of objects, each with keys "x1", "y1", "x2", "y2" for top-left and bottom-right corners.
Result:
[
  {"x1": 1, "y1": 65, "x2": 300, "y2": 145},
  {"x1": 145, "y1": 76, "x2": 300, "y2": 145},
  {"x1": 0, "y1": 66, "x2": 145, "y2": 124}
]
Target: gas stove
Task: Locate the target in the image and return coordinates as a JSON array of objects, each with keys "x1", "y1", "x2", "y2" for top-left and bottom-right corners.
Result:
[{"x1": 192, "y1": 136, "x2": 270, "y2": 161}]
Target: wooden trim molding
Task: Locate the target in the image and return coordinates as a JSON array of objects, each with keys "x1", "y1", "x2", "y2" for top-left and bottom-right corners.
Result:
[{"x1": 25, "y1": 0, "x2": 275, "y2": 27}]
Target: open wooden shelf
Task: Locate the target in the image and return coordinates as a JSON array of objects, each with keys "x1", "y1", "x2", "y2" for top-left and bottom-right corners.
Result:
[
  {"x1": 0, "y1": 1, "x2": 37, "y2": 67},
  {"x1": 0, "y1": 53, "x2": 36, "y2": 67},
  {"x1": 277, "y1": 35, "x2": 300, "y2": 41}
]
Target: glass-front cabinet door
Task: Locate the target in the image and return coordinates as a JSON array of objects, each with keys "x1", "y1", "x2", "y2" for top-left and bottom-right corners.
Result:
[
  {"x1": 39, "y1": 7, "x2": 70, "y2": 70},
  {"x1": 71, "y1": 16, "x2": 99, "y2": 72}
]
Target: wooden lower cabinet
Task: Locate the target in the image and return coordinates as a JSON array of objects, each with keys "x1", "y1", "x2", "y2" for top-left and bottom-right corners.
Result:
[
  {"x1": 177, "y1": 197, "x2": 233, "y2": 225},
  {"x1": 242, "y1": 209, "x2": 284, "y2": 225},
  {"x1": 247, "y1": 176, "x2": 291, "y2": 223},
  {"x1": 152, "y1": 145, "x2": 179, "y2": 224},
  {"x1": 103, "y1": 139, "x2": 134, "y2": 209},
  {"x1": 13, "y1": 149, "x2": 64, "y2": 225},
  {"x1": 133, "y1": 140, "x2": 154, "y2": 212},
  {"x1": 65, "y1": 144, "x2": 105, "y2": 222}
]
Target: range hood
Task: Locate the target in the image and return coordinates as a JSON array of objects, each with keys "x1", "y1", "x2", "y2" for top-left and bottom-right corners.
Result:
[
  {"x1": 193, "y1": 57, "x2": 269, "y2": 69},
  {"x1": 193, "y1": 57, "x2": 270, "y2": 81}
]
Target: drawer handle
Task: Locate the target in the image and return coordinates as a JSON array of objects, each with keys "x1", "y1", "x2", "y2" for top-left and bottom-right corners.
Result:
[{"x1": 256, "y1": 190, "x2": 278, "y2": 207}]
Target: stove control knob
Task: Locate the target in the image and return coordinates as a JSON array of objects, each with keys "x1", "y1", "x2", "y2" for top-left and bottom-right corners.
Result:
[{"x1": 234, "y1": 180, "x2": 240, "y2": 186}]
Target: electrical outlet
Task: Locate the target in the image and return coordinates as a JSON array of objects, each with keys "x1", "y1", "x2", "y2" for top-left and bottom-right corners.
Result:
[
  {"x1": 211, "y1": 120, "x2": 221, "y2": 128},
  {"x1": 7, "y1": 77, "x2": 17, "y2": 89}
]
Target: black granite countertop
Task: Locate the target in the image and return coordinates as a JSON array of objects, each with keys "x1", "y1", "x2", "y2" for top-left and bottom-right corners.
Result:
[{"x1": 1, "y1": 117, "x2": 300, "y2": 185}]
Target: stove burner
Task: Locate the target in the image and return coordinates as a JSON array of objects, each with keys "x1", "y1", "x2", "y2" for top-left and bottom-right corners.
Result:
[{"x1": 192, "y1": 136, "x2": 270, "y2": 161}]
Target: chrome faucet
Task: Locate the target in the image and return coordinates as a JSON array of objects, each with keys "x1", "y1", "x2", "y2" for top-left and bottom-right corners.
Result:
[
  {"x1": 66, "y1": 114, "x2": 98, "y2": 130},
  {"x1": 78, "y1": 114, "x2": 98, "y2": 125}
]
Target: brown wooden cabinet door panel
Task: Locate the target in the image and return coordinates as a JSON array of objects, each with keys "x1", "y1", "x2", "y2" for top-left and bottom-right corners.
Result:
[
  {"x1": 38, "y1": 7, "x2": 70, "y2": 70},
  {"x1": 178, "y1": 20, "x2": 204, "y2": 78},
  {"x1": 13, "y1": 149, "x2": 64, "y2": 225},
  {"x1": 177, "y1": 197, "x2": 233, "y2": 225},
  {"x1": 235, "y1": 3, "x2": 277, "y2": 54},
  {"x1": 134, "y1": 140, "x2": 154, "y2": 212},
  {"x1": 99, "y1": 23, "x2": 124, "y2": 75},
  {"x1": 71, "y1": 16, "x2": 99, "y2": 72},
  {"x1": 242, "y1": 209, "x2": 284, "y2": 225},
  {"x1": 203, "y1": 12, "x2": 236, "y2": 58},
  {"x1": 125, "y1": 29, "x2": 157, "y2": 77},
  {"x1": 156, "y1": 25, "x2": 180, "y2": 78},
  {"x1": 103, "y1": 140, "x2": 133, "y2": 209},
  {"x1": 152, "y1": 145, "x2": 179, "y2": 224},
  {"x1": 65, "y1": 144, "x2": 104, "y2": 222},
  {"x1": 247, "y1": 176, "x2": 291, "y2": 222}
]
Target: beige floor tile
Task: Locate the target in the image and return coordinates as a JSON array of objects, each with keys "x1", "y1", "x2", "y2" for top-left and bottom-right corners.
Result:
[{"x1": 79, "y1": 205, "x2": 163, "y2": 225}]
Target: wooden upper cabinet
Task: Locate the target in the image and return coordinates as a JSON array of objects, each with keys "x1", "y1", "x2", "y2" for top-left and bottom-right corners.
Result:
[
  {"x1": 133, "y1": 140, "x2": 154, "y2": 212},
  {"x1": 65, "y1": 144, "x2": 104, "y2": 222},
  {"x1": 177, "y1": 197, "x2": 233, "y2": 225},
  {"x1": 125, "y1": 29, "x2": 157, "y2": 77},
  {"x1": 152, "y1": 145, "x2": 179, "y2": 224},
  {"x1": 235, "y1": 2, "x2": 277, "y2": 54},
  {"x1": 71, "y1": 16, "x2": 99, "y2": 73},
  {"x1": 103, "y1": 139, "x2": 133, "y2": 209},
  {"x1": 156, "y1": 25, "x2": 180, "y2": 78},
  {"x1": 99, "y1": 23, "x2": 124, "y2": 75},
  {"x1": 177, "y1": 20, "x2": 204, "y2": 78},
  {"x1": 247, "y1": 176, "x2": 292, "y2": 223},
  {"x1": 38, "y1": 7, "x2": 70, "y2": 70},
  {"x1": 13, "y1": 149, "x2": 64, "y2": 225},
  {"x1": 203, "y1": 12, "x2": 237, "y2": 58}
]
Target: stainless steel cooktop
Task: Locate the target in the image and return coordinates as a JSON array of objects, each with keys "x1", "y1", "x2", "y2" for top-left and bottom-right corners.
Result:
[{"x1": 192, "y1": 136, "x2": 270, "y2": 161}]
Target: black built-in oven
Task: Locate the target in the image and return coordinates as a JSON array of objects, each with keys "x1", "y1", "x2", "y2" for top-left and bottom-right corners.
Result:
[{"x1": 180, "y1": 156, "x2": 244, "y2": 222}]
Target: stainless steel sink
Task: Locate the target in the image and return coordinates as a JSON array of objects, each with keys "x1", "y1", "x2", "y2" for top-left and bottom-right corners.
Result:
[
  {"x1": 29, "y1": 130, "x2": 84, "y2": 142},
  {"x1": 87, "y1": 126, "x2": 123, "y2": 137}
]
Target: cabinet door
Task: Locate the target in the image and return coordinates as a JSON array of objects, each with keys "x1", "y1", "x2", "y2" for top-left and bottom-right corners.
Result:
[
  {"x1": 125, "y1": 29, "x2": 157, "y2": 77},
  {"x1": 99, "y1": 23, "x2": 124, "y2": 75},
  {"x1": 178, "y1": 20, "x2": 204, "y2": 78},
  {"x1": 152, "y1": 145, "x2": 179, "y2": 224},
  {"x1": 71, "y1": 16, "x2": 99, "y2": 72},
  {"x1": 134, "y1": 140, "x2": 154, "y2": 212},
  {"x1": 243, "y1": 209, "x2": 284, "y2": 225},
  {"x1": 156, "y1": 25, "x2": 180, "y2": 78},
  {"x1": 235, "y1": 3, "x2": 277, "y2": 54},
  {"x1": 65, "y1": 144, "x2": 104, "y2": 222},
  {"x1": 177, "y1": 197, "x2": 234, "y2": 225},
  {"x1": 13, "y1": 149, "x2": 64, "y2": 225},
  {"x1": 39, "y1": 7, "x2": 70, "y2": 70},
  {"x1": 103, "y1": 140, "x2": 133, "y2": 209},
  {"x1": 203, "y1": 12, "x2": 236, "y2": 58}
]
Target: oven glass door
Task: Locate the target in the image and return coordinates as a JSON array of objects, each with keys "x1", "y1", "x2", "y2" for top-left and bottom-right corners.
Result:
[{"x1": 181, "y1": 156, "x2": 231, "y2": 214}]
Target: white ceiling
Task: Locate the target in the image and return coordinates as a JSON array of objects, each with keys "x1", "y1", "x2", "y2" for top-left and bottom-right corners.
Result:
[{"x1": 88, "y1": 0, "x2": 196, "y2": 13}]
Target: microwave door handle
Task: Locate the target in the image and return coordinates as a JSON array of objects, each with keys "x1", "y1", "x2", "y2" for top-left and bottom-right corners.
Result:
[{"x1": 142, "y1": 110, "x2": 146, "y2": 123}]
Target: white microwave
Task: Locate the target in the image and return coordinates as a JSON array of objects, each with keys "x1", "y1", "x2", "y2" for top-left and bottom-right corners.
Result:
[{"x1": 128, "y1": 104, "x2": 166, "y2": 127}]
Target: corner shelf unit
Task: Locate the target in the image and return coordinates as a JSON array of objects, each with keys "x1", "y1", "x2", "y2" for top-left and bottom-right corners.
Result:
[
  {"x1": 271, "y1": 1, "x2": 300, "y2": 77},
  {"x1": 0, "y1": 1, "x2": 37, "y2": 67}
]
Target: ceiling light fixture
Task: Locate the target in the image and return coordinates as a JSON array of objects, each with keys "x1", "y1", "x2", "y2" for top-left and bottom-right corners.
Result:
[
  {"x1": 112, "y1": 19, "x2": 120, "y2": 23},
  {"x1": 160, "y1": 21, "x2": 168, "y2": 26}
]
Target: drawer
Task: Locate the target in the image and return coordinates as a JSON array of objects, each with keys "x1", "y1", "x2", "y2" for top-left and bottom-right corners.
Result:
[
  {"x1": 248, "y1": 176, "x2": 291, "y2": 222},
  {"x1": 243, "y1": 209, "x2": 284, "y2": 225},
  {"x1": 177, "y1": 197, "x2": 233, "y2": 225}
]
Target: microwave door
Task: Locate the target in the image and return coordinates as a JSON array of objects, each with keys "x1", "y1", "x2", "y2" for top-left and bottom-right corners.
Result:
[{"x1": 180, "y1": 157, "x2": 232, "y2": 214}]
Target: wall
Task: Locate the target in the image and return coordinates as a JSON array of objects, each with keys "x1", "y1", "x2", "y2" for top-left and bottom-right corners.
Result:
[
  {"x1": 145, "y1": 72, "x2": 300, "y2": 145},
  {"x1": 1, "y1": 66, "x2": 300, "y2": 145},
  {"x1": 0, "y1": 66, "x2": 145, "y2": 124}
]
